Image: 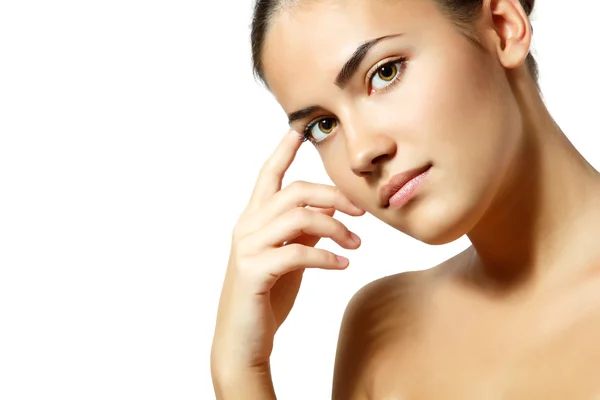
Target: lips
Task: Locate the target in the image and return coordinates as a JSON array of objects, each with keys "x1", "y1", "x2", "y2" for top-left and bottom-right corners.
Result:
[{"x1": 379, "y1": 164, "x2": 432, "y2": 207}]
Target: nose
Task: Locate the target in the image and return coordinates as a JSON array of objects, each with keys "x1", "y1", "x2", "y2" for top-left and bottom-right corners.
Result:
[{"x1": 346, "y1": 127, "x2": 397, "y2": 177}]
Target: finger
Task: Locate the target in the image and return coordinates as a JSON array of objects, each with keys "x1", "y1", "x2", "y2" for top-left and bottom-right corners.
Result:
[
  {"x1": 233, "y1": 203, "x2": 334, "y2": 243},
  {"x1": 242, "y1": 207, "x2": 361, "y2": 251},
  {"x1": 238, "y1": 245, "x2": 349, "y2": 294},
  {"x1": 247, "y1": 129, "x2": 302, "y2": 210},
  {"x1": 257, "y1": 181, "x2": 365, "y2": 224},
  {"x1": 265, "y1": 244, "x2": 350, "y2": 278},
  {"x1": 286, "y1": 207, "x2": 334, "y2": 248},
  {"x1": 240, "y1": 183, "x2": 365, "y2": 239}
]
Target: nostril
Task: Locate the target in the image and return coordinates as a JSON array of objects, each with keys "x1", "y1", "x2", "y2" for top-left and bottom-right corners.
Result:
[{"x1": 372, "y1": 154, "x2": 390, "y2": 165}]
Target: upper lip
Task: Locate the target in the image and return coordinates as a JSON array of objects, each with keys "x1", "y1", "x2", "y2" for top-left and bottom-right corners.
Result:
[{"x1": 379, "y1": 164, "x2": 432, "y2": 207}]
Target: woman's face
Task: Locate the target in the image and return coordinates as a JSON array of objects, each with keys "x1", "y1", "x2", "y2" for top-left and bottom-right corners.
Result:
[{"x1": 261, "y1": 0, "x2": 525, "y2": 245}]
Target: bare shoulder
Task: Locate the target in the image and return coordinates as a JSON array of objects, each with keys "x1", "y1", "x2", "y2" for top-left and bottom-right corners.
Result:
[
  {"x1": 331, "y1": 268, "x2": 432, "y2": 400},
  {"x1": 330, "y1": 249, "x2": 469, "y2": 399}
]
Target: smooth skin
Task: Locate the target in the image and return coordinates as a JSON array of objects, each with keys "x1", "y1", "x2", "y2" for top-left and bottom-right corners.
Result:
[{"x1": 213, "y1": 0, "x2": 600, "y2": 398}]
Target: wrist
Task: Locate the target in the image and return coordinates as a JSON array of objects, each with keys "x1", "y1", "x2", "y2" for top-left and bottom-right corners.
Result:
[{"x1": 212, "y1": 361, "x2": 276, "y2": 400}]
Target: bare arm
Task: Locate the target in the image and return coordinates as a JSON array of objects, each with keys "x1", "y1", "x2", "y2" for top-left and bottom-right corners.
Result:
[
  {"x1": 212, "y1": 361, "x2": 277, "y2": 400},
  {"x1": 332, "y1": 271, "x2": 421, "y2": 399},
  {"x1": 332, "y1": 282, "x2": 381, "y2": 400},
  {"x1": 211, "y1": 131, "x2": 365, "y2": 399}
]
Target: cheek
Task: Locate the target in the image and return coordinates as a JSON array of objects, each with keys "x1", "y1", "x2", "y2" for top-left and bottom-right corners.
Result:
[
  {"x1": 321, "y1": 153, "x2": 370, "y2": 204},
  {"x1": 410, "y1": 49, "x2": 520, "y2": 174}
]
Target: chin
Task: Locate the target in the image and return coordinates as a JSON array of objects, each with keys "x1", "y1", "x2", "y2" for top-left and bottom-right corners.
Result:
[
  {"x1": 410, "y1": 222, "x2": 467, "y2": 246},
  {"x1": 383, "y1": 196, "x2": 482, "y2": 246}
]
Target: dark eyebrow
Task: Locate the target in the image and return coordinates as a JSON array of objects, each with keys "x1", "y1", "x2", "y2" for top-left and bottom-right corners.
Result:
[
  {"x1": 287, "y1": 33, "x2": 403, "y2": 126},
  {"x1": 287, "y1": 106, "x2": 321, "y2": 126},
  {"x1": 335, "y1": 33, "x2": 403, "y2": 88}
]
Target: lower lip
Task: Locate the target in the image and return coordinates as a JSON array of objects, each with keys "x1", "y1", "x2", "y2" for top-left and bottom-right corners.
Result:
[{"x1": 388, "y1": 167, "x2": 431, "y2": 208}]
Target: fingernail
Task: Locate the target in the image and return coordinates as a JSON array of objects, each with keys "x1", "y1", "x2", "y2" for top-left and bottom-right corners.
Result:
[
  {"x1": 336, "y1": 255, "x2": 349, "y2": 266},
  {"x1": 349, "y1": 232, "x2": 360, "y2": 244}
]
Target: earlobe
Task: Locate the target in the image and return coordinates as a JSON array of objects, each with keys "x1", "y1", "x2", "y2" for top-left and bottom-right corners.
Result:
[{"x1": 488, "y1": 0, "x2": 532, "y2": 69}]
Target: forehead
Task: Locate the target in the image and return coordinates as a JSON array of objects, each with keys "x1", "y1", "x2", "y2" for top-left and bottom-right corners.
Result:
[{"x1": 261, "y1": 0, "x2": 443, "y2": 109}]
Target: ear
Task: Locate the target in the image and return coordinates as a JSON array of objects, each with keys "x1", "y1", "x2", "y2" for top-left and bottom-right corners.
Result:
[{"x1": 484, "y1": 0, "x2": 532, "y2": 70}]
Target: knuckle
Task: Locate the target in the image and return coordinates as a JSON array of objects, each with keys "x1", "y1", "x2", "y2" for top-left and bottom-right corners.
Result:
[
  {"x1": 234, "y1": 255, "x2": 256, "y2": 277},
  {"x1": 332, "y1": 225, "x2": 350, "y2": 242},
  {"x1": 288, "y1": 180, "x2": 310, "y2": 196},
  {"x1": 233, "y1": 214, "x2": 262, "y2": 242},
  {"x1": 236, "y1": 231, "x2": 264, "y2": 257},
  {"x1": 322, "y1": 214, "x2": 342, "y2": 231},
  {"x1": 335, "y1": 219, "x2": 349, "y2": 233},
  {"x1": 334, "y1": 188, "x2": 349, "y2": 203},
  {"x1": 327, "y1": 251, "x2": 339, "y2": 265},
  {"x1": 288, "y1": 207, "x2": 310, "y2": 225},
  {"x1": 231, "y1": 223, "x2": 249, "y2": 241},
  {"x1": 233, "y1": 237, "x2": 251, "y2": 257},
  {"x1": 231, "y1": 224, "x2": 243, "y2": 239},
  {"x1": 285, "y1": 243, "x2": 308, "y2": 259},
  {"x1": 335, "y1": 186, "x2": 351, "y2": 200},
  {"x1": 315, "y1": 248, "x2": 334, "y2": 265}
]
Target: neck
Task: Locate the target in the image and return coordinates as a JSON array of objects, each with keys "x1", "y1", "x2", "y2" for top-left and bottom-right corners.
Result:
[{"x1": 465, "y1": 73, "x2": 600, "y2": 293}]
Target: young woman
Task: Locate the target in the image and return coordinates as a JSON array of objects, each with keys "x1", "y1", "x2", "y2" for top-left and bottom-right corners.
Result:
[{"x1": 212, "y1": 0, "x2": 600, "y2": 398}]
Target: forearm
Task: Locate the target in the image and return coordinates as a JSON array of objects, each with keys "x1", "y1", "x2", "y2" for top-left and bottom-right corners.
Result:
[{"x1": 212, "y1": 361, "x2": 277, "y2": 400}]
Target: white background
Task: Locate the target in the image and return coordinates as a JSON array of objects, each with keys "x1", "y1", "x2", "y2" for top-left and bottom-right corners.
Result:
[{"x1": 0, "y1": 1, "x2": 598, "y2": 399}]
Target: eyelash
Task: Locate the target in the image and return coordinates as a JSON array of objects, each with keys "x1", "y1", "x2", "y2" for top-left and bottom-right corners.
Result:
[{"x1": 299, "y1": 57, "x2": 407, "y2": 147}]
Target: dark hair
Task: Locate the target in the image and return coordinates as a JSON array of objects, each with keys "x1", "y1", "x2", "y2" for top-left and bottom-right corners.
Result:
[{"x1": 250, "y1": 0, "x2": 537, "y2": 85}]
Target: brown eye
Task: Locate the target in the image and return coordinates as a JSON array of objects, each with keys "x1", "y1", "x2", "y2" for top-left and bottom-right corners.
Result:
[
  {"x1": 377, "y1": 63, "x2": 397, "y2": 81},
  {"x1": 318, "y1": 118, "x2": 337, "y2": 133},
  {"x1": 309, "y1": 118, "x2": 338, "y2": 143},
  {"x1": 371, "y1": 60, "x2": 403, "y2": 90}
]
